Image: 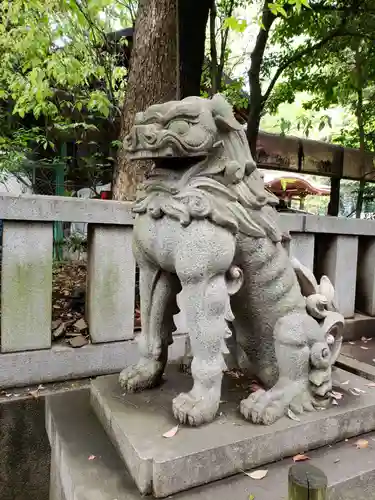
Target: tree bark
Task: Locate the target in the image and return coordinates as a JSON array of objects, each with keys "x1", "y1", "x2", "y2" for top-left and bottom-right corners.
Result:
[
  {"x1": 355, "y1": 44, "x2": 366, "y2": 218},
  {"x1": 113, "y1": 0, "x2": 211, "y2": 200},
  {"x1": 178, "y1": 0, "x2": 211, "y2": 98},
  {"x1": 112, "y1": 0, "x2": 178, "y2": 201},
  {"x1": 210, "y1": 0, "x2": 219, "y2": 95},
  {"x1": 246, "y1": 3, "x2": 275, "y2": 157}
]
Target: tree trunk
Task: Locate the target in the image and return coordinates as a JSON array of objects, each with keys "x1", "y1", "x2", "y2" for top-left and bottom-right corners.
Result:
[
  {"x1": 355, "y1": 45, "x2": 366, "y2": 219},
  {"x1": 209, "y1": 0, "x2": 219, "y2": 95},
  {"x1": 113, "y1": 0, "x2": 211, "y2": 200},
  {"x1": 178, "y1": 0, "x2": 211, "y2": 98},
  {"x1": 246, "y1": 3, "x2": 275, "y2": 157},
  {"x1": 112, "y1": 0, "x2": 178, "y2": 201}
]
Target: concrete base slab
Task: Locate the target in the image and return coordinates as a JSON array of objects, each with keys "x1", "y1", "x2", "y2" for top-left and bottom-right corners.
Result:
[
  {"x1": 46, "y1": 389, "x2": 375, "y2": 500},
  {"x1": 337, "y1": 355, "x2": 375, "y2": 382},
  {"x1": 91, "y1": 366, "x2": 375, "y2": 497},
  {"x1": 337, "y1": 339, "x2": 375, "y2": 381},
  {"x1": 343, "y1": 314, "x2": 375, "y2": 341}
]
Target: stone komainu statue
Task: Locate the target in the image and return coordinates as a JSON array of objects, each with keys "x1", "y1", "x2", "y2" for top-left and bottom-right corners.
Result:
[{"x1": 119, "y1": 94, "x2": 344, "y2": 426}]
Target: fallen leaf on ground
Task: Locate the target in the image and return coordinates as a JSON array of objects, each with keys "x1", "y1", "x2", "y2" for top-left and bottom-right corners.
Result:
[
  {"x1": 51, "y1": 319, "x2": 62, "y2": 330},
  {"x1": 287, "y1": 408, "x2": 300, "y2": 422},
  {"x1": 367, "y1": 383, "x2": 375, "y2": 388},
  {"x1": 293, "y1": 454, "x2": 310, "y2": 462},
  {"x1": 68, "y1": 335, "x2": 88, "y2": 348},
  {"x1": 341, "y1": 380, "x2": 350, "y2": 386},
  {"x1": 331, "y1": 391, "x2": 343, "y2": 400},
  {"x1": 355, "y1": 439, "x2": 369, "y2": 449},
  {"x1": 334, "y1": 458, "x2": 340, "y2": 463},
  {"x1": 249, "y1": 495, "x2": 255, "y2": 500},
  {"x1": 349, "y1": 388, "x2": 363, "y2": 396},
  {"x1": 360, "y1": 346, "x2": 369, "y2": 350},
  {"x1": 88, "y1": 455, "x2": 96, "y2": 460},
  {"x1": 245, "y1": 470, "x2": 268, "y2": 480},
  {"x1": 73, "y1": 318, "x2": 87, "y2": 331},
  {"x1": 353, "y1": 387, "x2": 366, "y2": 394},
  {"x1": 348, "y1": 341, "x2": 356, "y2": 345},
  {"x1": 53, "y1": 322, "x2": 66, "y2": 339},
  {"x1": 163, "y1": 425, "x2": 179, "y2": 438},
  {"x1": 226, "y1": 369, "x2": 241, "y2": 379}
]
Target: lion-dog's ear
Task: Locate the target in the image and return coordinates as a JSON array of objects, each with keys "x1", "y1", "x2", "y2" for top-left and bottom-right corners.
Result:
[{"x1": 210, "y1": 94, "x2": 242, "y2": 131}]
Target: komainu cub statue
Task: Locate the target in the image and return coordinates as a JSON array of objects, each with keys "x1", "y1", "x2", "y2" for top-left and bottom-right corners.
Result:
[{"x1": 119, "y1": 94, "x2": 344, "y2": 426}]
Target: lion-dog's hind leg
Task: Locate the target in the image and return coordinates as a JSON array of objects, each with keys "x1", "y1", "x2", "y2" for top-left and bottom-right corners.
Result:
[
  {"x1": 119, "y1": 256, "x2": 179, "y2": 392},
  {"x1": 240, "y1": 312, "x2": 326, "y2": 425},
  {"x1": 172, "y1": 221, "x2": 236, "y2": 426}
]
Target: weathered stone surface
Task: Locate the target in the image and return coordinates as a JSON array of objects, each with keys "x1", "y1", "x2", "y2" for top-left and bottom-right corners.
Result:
[
  {"x1": 0, "y1": 335, "x2": 186, "y2": 388},
  {"x1": 1, "y1": 221, "x2": 53, "y2": 352},
  {"x1": 87, "y1": 225, "x2": 135, "y2": 343},
  {"x1": 50, "y1": 454, "x2": 66, "y2": 500},
  {"x1": 342, "y1": 314, "x2": 375, "y2": 341},
  {"x1": 0, "y1": 192, "x2": 134, "y2": 225},
  {"x1": 356, "y1": 237, "x2": 375, "y2": 316},
  {"x1": 121, "y1": 94, "x2": 344, "y2": 429},
  {"x1": 47, "y1": 388, "x2": 375, "y2": 500},
  {"x1": 337, "y1": 340, "x2": 375, "y2": 381},
  {"x1": 289, "y1": 233, "x2": 315, "y2": 269},
  {"x1": 0, "y1": 397, "x2": 50, "y2": 500},
  {"x1": 337, "y1": 355, "x2": 375, "y2": 382},
  {"x1": 2, "y1": 191, "x2": 375, "y2": 235},
  {"x1": 316, "y1": 235, "x2": 358, "y2": 318},
  {"x1": 91, "y1": 366, "x2": 375, "y2": 497}
]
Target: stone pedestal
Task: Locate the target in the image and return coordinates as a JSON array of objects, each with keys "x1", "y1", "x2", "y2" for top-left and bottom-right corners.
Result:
[
  {"x1": 90, "y1": 366, "x2": 375, "y2": 498},
  {"x1": 46, "y1": 369, "x2": 375, "y2": 500}
]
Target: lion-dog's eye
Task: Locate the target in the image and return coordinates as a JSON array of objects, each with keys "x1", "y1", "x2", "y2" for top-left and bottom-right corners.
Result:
[{"x1": 166, "y1": 120, "x2": 190, "y2": 135}]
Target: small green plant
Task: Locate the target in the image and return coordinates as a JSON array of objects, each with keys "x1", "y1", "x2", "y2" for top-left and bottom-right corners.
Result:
[{"x1": 64, "y1": 232, "x2": 87, "y2": 260}]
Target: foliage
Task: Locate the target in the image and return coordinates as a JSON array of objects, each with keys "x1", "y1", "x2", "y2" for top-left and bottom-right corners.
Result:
[
  {"x1": 204, "y1": 0, "x2": 311, "y2": 112},
  {"x1": 0, "y1": 0, "x2": 136, "y2": 189},
  {"x1": 266, "y1": 1, "x2": 375, "y2": 125},
  {"x1": 0, "y1": 0, "x2": 135, "y2": 121},
  {"x1": 205, "y1": 0, "x2": 249, "y2": 99},
  {"x1": 267, "y1": 1, "x2": 375, "y2": 215}
]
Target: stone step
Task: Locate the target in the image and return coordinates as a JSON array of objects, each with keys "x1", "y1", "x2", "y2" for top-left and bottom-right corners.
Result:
[
  {"x1": 90, "y1": 366, "x2": 375, "y2": 497},
  {"x1": 343, "y1": 314, "x2": 375, "y2": 342},
  {"x1": 46, "y1": 389, "x2": 375, "y2": 500}
]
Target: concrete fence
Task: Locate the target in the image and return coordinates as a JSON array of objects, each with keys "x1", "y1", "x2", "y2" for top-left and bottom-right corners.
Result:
[
  {"x1": 279, "y1": 213, "x2": 375, "y2": 319},
  {"x1": 0, "y1": 193, "x2": 374, "y2": 388}
]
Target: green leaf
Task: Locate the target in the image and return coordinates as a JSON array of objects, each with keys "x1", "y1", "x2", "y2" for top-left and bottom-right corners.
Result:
[
  {"x1": 223, "y1": 16, "x2": 247, "y2": 33},
  {"x1": 268, "y1": 3, "x2": 287, "y2": 17}
]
